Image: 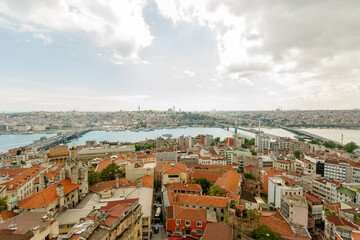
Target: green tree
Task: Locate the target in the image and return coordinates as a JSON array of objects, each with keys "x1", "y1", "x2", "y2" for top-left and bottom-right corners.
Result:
[
  {"x1": 250, "y1": 149, "x2": 257, "y2": 155},
  {"x1": 247, "y1": 209, "x2": 261, "y2": 222},
  {"x1": 294, "y1": 150, "x2": 301, "y2": 159},
  {"x1": 194, "y1": 178, "x2": 212, "y2": 195},
  {"x1": 343, "y1": 142, "x2": 358, "y2": 153},
  {"x1": 251, "y1": 225, "x2": 281, "y2": 240},
  {"x1": 0, "y1": 197, "x2": 8, "y2": 211},
  {"x1": 100, "y1": 163, "x2": 124, "y2": 181},
  {"x1": 88, "y1": 172, "x2": 101, "y2": 185},
  {"x1": 309, "y1": 139, "x2": 320, "y2": 145},
  {"x1": 243, "y1": 172, "x2": 255, "y2": 179},
  {"x1": 214, "y1": 137, "x2": 221, "y2": 143},
  {"x1": 208, "y1": 185, "x2": 224, "y2": 196},
  {"x1": 323, "y1": 141, "x2": 337, "y2": 149},
  {"x1": 298, "y1": 138, "x2": 305, "y2": 142}
]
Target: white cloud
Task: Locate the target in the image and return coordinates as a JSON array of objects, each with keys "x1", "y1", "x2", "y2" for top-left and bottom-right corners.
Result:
[
  {"x1": 197, "y1": 84, "x2": 203, "y2": 88},
  {"x1": 0, "y1": 0, "x2": 153, "y2": 63},
  {"x1": 238, "y1": 78, "x2": 254, "y2": 86},
  {"x1": 33, "y1": 32, "x2": 52, "y2": 45},
  {"x1": 184, "y1": 70, "x2": 196, "y2": 77},
  {"x1": 154, "y1": 0, "x2": 360, "y2": 106}
]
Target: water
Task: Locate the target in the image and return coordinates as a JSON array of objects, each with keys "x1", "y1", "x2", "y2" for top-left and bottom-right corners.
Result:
[
  {"x1": 0, "y1": 128, "x2": 235, "y2": 153},
  {"x1": 300, "y1": 128, "x2": 360, "y2": 145},
  {"x1": 0, "y1": 133, "x2": 56, "y2": 153},
  {"x1": 1, "y1": 127, "x2": 359, "y2": 153}
]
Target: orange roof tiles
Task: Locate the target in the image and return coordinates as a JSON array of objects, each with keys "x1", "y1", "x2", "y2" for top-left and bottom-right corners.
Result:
[
  {"x1": 215, "y1": 170, "x2": 241, "y2": 194},
  {"x1": 303, "y1": 193, "x2": 322, "y2": 203},
  {"x1": 138, "y1": 175, "x2": 154, "y2": 188},
  {"x1": 90, "y1": 178, "x2": 130, "y2": 192},
  {"x1": 326, "y1": 215, "x2": 358, "y2": 229},
  {"x1": 169, "y1": 205, "x2": 207, "y2": 222},
  {"x1": 0, "y1": 211, "x2": 15, "y2": 221},
  {"x1": 167, "y1": 183, "x2": 202, "y2": 192},
  {"x1": 96, "y1": 159, "x2": 111, "y2": 172},
  {"x1": 258, "y1": 211, "x2": 294, "y2": 236},
  {"x1": 3, "y1": 166, "x2": 45, "y2": 191},
  {"x1": 163, "y1": 162, "x2": 186, "y2": 175},
  {"x1": 176, "y1": 194, "x2": 230, "y2": 208},
  {"x1": 18, "y1": 178, "x2": 80, "y2": 209},
  {"x1": 100, "y1": 199, "x2": 138, "y2": 226},
  {"x1": 352, "y1": 232, "x2": 360, "y2": 240}
]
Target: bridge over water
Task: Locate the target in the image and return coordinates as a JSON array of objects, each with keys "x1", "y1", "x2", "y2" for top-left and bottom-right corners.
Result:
[
  {"x1": 24, "y1": 129, "x2": 91, "y2": 151},
  {"x1": 280, "y1": 126, "x2": 340, "y2": 144},
  {"x1": 216, "y1": 123, "x2": 279, "y2": 139}
]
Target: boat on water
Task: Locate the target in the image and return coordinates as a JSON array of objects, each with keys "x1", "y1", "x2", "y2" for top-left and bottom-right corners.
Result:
[{"x1": 162, "y1": 134, "x2": 173, "y2": 138}]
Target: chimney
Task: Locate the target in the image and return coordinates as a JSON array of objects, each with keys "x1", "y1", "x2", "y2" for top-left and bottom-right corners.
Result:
[
  {"x1": 116, "y1": 176, "x2": 119, "y2": 188},
  {"x1": 39, "y1": 170, "x2": 46, "y2": 190},
  {"x1": 56, "y1": 184, "x2": 64, "y2": 197}
]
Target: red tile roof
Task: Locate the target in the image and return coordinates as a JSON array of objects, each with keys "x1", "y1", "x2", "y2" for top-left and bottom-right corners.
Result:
[
  {"x1": 244, "y1": 165, "x2": 259, "y2": 172},
  {"x1": 258, "y1": 211, "x2": 294, "y2": 236},
  {"x1": 100, "y1": 199, "x2": 138, "y2": 226},
  {"x1": 326, "y1": 215, "x2": 358, "y2": 229},
  {"x1": 168, "y1": 205, "x2": 207, "y2": 222},
  {"x1": 215, "y1": 170, "x2": 241, "y2": 193},
  {"x1": 2, "y1": 166, "x2": 45, "y2": 191},
  {"x1": 96, "y1": 159, "x2": 111, "y2": 172},
  {"x1": 90, "y1": 178, "x2": 130, "y2": 192},
  {"x1": 176, "y1": 194, "x2": 230, "y2": 208},
  {"x1": 202, "y1": 222, "x2": 233, "y2": 240},
  {"x1": 18, "y1": 178, "x2": 80, "y2": 209},
  {"x1": 167, "y1": 183, "x2": 202, "y2": 192},
  {"x1": 0, "y1": 211, "x2": 15, "y2": 221},
  {"x1": 352, "y1": 232, "x2": 360, "y2": 240},
  {"x1": 303, "y1": 193, "x2": 322, "y2": 203}
]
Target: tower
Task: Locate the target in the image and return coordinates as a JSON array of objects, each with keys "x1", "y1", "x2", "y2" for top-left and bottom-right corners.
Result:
[{"x1": 65, "y1": 144, "x2": 88, "y2": 198}]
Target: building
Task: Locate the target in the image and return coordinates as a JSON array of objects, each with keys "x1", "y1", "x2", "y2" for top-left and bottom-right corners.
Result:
[
  {"x1": 337, "y1": 187, "x2": 356, "y2": 202},
  {"x1": 255, "y1": 133, "x2": 270, "y2": 152},
  {"x1": 268, "y1": 177, "x2": 303, "y2": 208},
  {"x1": 280, "y1": 195, "x2": 308, "y2": 227},
  {"x1": 312, "y1": 178, "x2": 341, "y2": 204},
  {"x1": 175, "y1": 194, "x2": 230, "y2": 222},
  {"x1": 166, "y1": 205, "x2": 216, "y2": 239},
  {"x1": 259, "y1": 168, "x2": 285, "y2": 195},
  {"x1": 324, "y1": 215, "x2": 359, "y2": 240},
  {"x1": 304, "y1": 193, "x2": 323, "y2": 224},
  {"x1": 273, "y1": 160, "x2": 294, "y2": 172},
  {"x1": 324, "y1": 160, "x2": 352, "y2": 183},
  {"x1": 202, "y1": 222, "x2": 233, "y2": 240},
  {"x1": 0, "y1": 212, "x2": 59, "y2": 239},
  {"x1": 167, "y1": 183, "x2": 202, "y2": 195},
  {"x1": 125, "y1": 162, "x2": 155, "y2": 182},
  {"x1": 161, "y1": 162, "x2": 187, "y2": 185},
  {"x1": 214, "y1": 170, "x2": 242, "y2": 196}
]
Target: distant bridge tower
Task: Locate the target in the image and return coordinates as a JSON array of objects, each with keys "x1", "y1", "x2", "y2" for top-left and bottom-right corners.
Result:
[{"x1": 341, "y1": 133, "x2": 344, "y2": 146}]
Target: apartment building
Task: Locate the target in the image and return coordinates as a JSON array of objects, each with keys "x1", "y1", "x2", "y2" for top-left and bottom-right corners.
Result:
[
  {"x1": 324, "y1": 160, "x2": 351, "y2": 183},
  {"x1": 311, "y1": 178, "x2": 341, "y2": 204},
  {"x1": 268, "y1": 177, "x2": 303, "y2": 208},
  {"x1": 280, "y1": 195, "x2": 308, "y2": 227}
]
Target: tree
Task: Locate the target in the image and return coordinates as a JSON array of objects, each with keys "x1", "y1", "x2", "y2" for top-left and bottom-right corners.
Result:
[
  {"x1": 294, "y1": 150, "x2": 301, "y2": 159},
  {"x1": 250, "y1": 149, "x2": 257, "y2": 155},
  {"x1": 323, "y1": 141, "x2": 337, "y2": 149},
  {"x1": 208, "y1": 185, "x2": 224, "y2": 196},
  {"x1": 309, "y1": 139, "x2": 320, "y2": 145},
  {"x1": 100, "y1": 163, "x2": 124, "y2": 181},
  {"x1": 343, "y1": 142, "x2": 358, "y2": 153},
  {"x1": 88, "y1": 172, "x2": 101, "y2": 185},
  {"x1": 214, "y1": 137, "x2": 221, "y2": 143},
  {"x1": 251, "y1": 225, "x2": 281, "y2": 240},
  {"x1": 0, "y1": 197, "x2": 7, "y2": 211},
  {"x1": 243, "y1": 172, "x2": 255, "y2": 180},
  {"x1": 194, "y1": 178, "x2": 212, "y2": 195}
]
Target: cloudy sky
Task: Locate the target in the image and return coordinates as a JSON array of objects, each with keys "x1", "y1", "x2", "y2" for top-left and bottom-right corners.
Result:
[{"x1": 0, "y1": 0, "x2": 359, "y2": 112}]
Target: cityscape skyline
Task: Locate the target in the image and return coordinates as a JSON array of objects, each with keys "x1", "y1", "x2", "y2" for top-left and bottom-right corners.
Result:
[{"x1": 1, "y1": 1, "x2": 360, "y2": 112}]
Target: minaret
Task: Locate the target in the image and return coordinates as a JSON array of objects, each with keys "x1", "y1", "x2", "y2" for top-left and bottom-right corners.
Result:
[{"x1": 341, "y1": 133, "x2": 344, "y2": 146}]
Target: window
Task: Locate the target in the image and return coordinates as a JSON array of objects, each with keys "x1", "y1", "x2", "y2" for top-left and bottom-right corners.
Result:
[
  {"x1": 197, "y1": 221, "x2": 202, "y2": 227},
  {"x1": 196, "y1": 229, "x2": 202, "y2": 235},
  {"x1": 176, "y1": 220, "x2": 181, "y2": 226},
  {"x1": 176, "y1": 227, "x2": 181, "y2": 232},
  {"x1": 186, "y1": 220, "x2": 191, "y2": 226}
]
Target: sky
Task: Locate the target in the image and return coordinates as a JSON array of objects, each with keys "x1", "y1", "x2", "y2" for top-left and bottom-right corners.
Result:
[{"x1": 0, "y1": 0, "x2": 360, "y2": 112}]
